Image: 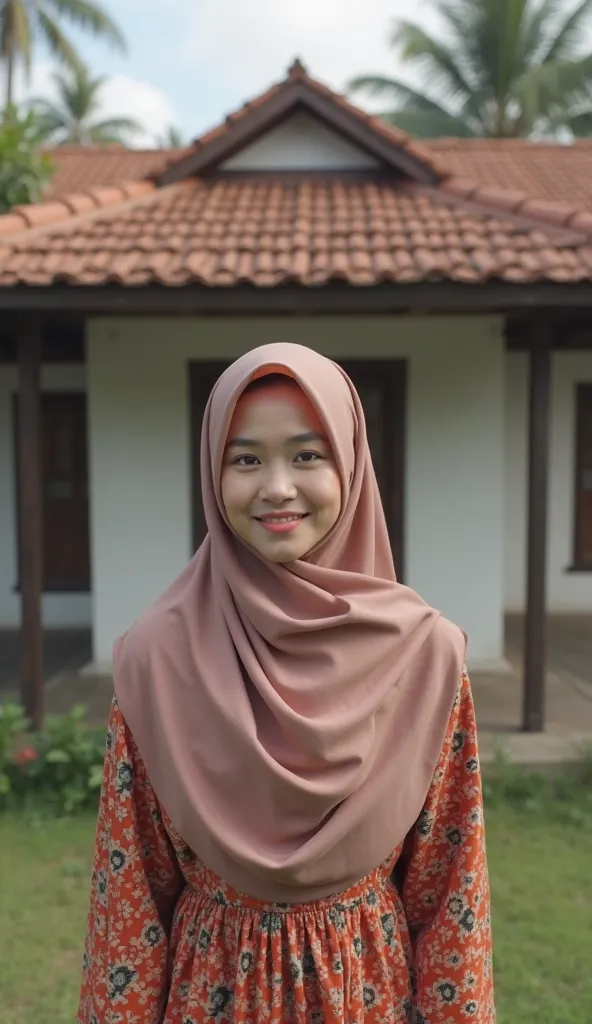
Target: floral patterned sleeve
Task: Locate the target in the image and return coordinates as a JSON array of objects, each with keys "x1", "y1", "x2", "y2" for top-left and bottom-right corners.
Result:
[
  {"x1": 78, "y1": 696, "x2": 185, "y2": 1024},
  {"x1": 400, "y1": 668, "x2": 495, "y2": 1023}
]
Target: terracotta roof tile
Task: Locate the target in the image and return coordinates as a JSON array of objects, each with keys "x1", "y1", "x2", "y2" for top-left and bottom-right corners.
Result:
[
  {"x1": 41, "y1": 145, "x2": 186, "y2": 200},
  {"x1": 427, "y1": 138, "x2": 592, "y2": 211},
  {"x1": 1, "y1": 176, "x2": 592, "y2": 288},
  {"x1": 40, "y1": 139, "x2": 592, "y2": 219}
]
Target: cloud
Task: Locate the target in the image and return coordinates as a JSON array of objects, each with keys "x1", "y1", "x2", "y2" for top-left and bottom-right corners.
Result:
[
  {"x1": 14, "y1": 61, "x2": 178, "y2": 146},
  {"x1": 98, "y1": 75, "x2": 178, "y2": 145},
  {"x1": 185, "y1": 0, "x2": 439, "y2": 99}
]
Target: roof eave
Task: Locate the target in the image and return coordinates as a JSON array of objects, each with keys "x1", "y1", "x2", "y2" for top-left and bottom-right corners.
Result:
[{"x1": 2, "y1": 280, "x2": 592, "y2": 315}]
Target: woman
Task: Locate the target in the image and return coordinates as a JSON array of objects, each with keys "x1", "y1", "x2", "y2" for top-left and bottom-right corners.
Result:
[{"x1": 78, "y1": 343, "x2": 495, "y2": 1023}]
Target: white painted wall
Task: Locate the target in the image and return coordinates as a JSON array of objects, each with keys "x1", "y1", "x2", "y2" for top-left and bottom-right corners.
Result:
[
  {"x1": 221, "y1": 112, "x2": 380, "y2": 171},
  {"x1": 87, "y1": 315, "x2": 506, "y2": 671},
  {"x1": 0, "y1": 364, "x2": 91, "y2": 628},
  {"x1": 505, "y1": 351, "x2": 592, "y2": 612}
]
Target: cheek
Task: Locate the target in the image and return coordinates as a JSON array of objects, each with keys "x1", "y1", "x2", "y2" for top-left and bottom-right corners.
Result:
[
  {"x1": 310, "y1": 467, "x2": 342, "y2": 518},
  {"x1": 221, "y1": 470, "x2": 250, "y2": 515}
]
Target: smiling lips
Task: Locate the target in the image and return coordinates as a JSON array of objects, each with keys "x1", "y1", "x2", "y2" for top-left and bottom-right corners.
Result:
[{"x1": 254, "y1": 512, "x2": 309, "y2": 534}]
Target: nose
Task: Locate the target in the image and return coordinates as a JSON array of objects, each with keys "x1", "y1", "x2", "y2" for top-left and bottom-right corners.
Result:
[{"x1": 258, "y1": 462, "x2": 298, "y2": 504}]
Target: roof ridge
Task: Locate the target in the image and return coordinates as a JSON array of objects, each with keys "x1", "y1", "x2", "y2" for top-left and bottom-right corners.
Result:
[
  {"x1": 440, "y1": 175, "x2": 592, "y2": 239},
  {"x1": 0, "y1": 179, "x2": 158, "y2": 239}
]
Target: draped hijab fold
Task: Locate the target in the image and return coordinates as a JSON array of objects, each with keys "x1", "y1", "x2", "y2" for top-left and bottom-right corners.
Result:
[{"x1": 114, "y1": 343, "x2": 466, "y2": 902}]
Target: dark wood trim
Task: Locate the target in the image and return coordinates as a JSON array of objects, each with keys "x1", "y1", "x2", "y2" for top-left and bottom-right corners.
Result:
[
  {"x1": 3, "y1": 283, "x2": 592, "y2": 315},
  {"x1": 12, "y1": 582, "x2": 91, "y2": 593},
  {"x1": 17, "y1": 318, "x2": 44, "y2": 729},
  {"x1": 506, "y1": 312, "x2": 592, "y2": 351},
  {"x1": 573, "y1": 382, "x2": 592, "y2": 569},
  {"x1": 159, "y1": 82, "x2": 439, "y2": 186},
  {"x1": 565, "y1": 563, "x2": 592, "y2": 573},
  {"x1": 0, "y1": 321, "x2": 85, "y2": 363},
  {"x1": 522, "y1": 324, "x2": 552, "y2": 733}
]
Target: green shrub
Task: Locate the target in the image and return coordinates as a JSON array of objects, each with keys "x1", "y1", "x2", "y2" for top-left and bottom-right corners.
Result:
[
  {"x1": 0, "y1": 699, "x2": 105, "y2": 816},
  {"x1": 0, "y1": 107, "x2": 54, "y2": 213}
]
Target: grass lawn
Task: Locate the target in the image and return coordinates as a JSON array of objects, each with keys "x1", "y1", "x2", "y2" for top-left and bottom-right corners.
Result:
[{"x1": 0, "y1": 806, "x2": 591, "y2": 1023}]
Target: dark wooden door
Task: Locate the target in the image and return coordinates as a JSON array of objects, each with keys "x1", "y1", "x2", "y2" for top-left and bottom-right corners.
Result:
[
  {"x1": 190, "y1": 359, "x2": 406, "y2": 579},
  {"x1": 14, "y1": 392, "x2": 91, "y2": 591}
]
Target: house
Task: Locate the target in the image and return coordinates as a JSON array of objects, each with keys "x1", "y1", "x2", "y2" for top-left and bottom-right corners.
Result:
[{"x1": 1, "y1": 59, "x2": 591, "y2": 730}]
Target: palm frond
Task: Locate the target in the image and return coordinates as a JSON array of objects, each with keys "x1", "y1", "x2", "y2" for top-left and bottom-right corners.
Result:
[
  {"x1": 428, "y1": 1, "x2": 474, "y2": 40},
  {"x1": 390, "y1": 20, "x2": 475, "y2": 104},
  {"x1": 349, "y1": 74, "x2": 458, "y2": 118},
  {"x1": 382, "y1": 107, "x2": 478, "y2": 138},
  {"x1": 515, "y1": 53, "x2": 592, "y2": 126},
  {"x1": 45, "y1": 0, "x2": 126, "y2": 53},
  {"x1": 92, "y1": 115, "x2": 142, "y2": 134},
  {"x1": 350, "y1": 0, "x2": 592, "y2": 139},
  {"x1": 34, "y1": 110, "x2": 69, "y2": 141},
  {"x1": 54, "y1": 65, "x2": 104, "y2": 119},
  {"x1": 539, "y1": 0, "x2": 592, "y2": 63},
  {"x1": 519, "y1": 0, "x2": 564, "y2": 65},
  {"x1": 35, "y1": 9, "x2": 82, "y2": 71}
]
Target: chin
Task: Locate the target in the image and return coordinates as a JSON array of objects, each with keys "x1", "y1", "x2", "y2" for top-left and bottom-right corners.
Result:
[
  {"x1": 259, "y1": 544, "x2": 305, "y2": 564},
  {"x1": 249, "y1": 535, "x2": 310, "y2": 563}
]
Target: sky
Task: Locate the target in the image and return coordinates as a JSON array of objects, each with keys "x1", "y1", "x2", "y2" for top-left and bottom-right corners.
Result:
[{"x1": 13, "y1": 0, "x2": 444, "y2": 146}]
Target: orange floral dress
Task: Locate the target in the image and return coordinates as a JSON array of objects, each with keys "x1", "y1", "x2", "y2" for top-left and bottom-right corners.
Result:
[{"x1": 78, "y1": 669, "x2": 495, "y2": 1023}]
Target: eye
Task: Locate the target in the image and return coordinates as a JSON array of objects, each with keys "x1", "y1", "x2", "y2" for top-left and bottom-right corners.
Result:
[
  {"x1": 232, "y1": 454, "x2": 260, "y2": 467},
  {"x1": 294, "y1": 451, "x2": 323, "y2": 464}
]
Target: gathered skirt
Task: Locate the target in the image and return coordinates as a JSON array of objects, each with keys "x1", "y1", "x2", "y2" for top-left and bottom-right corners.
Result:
[{"x1": 165, "y1": 851, "x2": 416, "y2": 1023}]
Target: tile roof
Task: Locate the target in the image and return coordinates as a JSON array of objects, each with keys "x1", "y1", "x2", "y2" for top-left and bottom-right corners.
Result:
[
  {"x1": 1, "y1": 177, "x2": 591, "y2": 288},
  {"x1": 42, "y1": 146, "x2": 185, "y2": 200},
  {"x1": 2, "y1": 63, "x2": 592, "y2": 291},
  {"x1": 426, "y1": 138, "x2": 592, "y2": 211},
  {"x1": 40, "y1": 138, "x2": 592, "y2": 215}
]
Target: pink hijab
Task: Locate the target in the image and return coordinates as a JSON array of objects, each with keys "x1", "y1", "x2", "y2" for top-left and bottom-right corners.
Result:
[{"x1": 114, "y1": 343, "x2": 466, "y2": 902}]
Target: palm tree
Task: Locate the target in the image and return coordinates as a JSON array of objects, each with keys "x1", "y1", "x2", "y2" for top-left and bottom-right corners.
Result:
[
  {"x1": 350, "y1": 0, "x2": 592, "y2": 138},
  {"x1": 32, "y1": 65, "x2": 142, "y2": 145},
  {"x1": 0, "y1": 0, "x2": 126, "y2": 112}
]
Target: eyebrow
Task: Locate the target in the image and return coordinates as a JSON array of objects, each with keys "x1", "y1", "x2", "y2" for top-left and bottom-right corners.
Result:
[{"x1": 226, "y1": 431, "x2": 329, "y2": 449}]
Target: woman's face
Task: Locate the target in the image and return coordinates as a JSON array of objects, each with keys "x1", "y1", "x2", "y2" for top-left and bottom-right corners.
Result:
[{"x1": 221, "y1": 383, "x2": 342, "y2": 563}]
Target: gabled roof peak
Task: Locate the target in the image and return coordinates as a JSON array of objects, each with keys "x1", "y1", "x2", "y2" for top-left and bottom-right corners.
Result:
[
  {"x1": 288, "y1": 57, "x2": 308, "y2": 80},
  {"x1": 158, "y1": 62, "x2": 446, "y2": 187}
]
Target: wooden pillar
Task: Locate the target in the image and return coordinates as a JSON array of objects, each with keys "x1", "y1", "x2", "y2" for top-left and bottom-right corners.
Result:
[
  {"x1": 17, "y1": 317, "x2": 44, "y2": 730},
  {"x1": 522, "y1": 322, "x2": 552, "y2": 733}
]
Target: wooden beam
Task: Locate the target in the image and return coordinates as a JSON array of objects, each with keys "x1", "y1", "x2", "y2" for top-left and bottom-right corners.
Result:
[
  {"x1": 2, "y1": 282, "x2": 592, "y2": 315},
  {"x1": 17, "y1": 317, "x2": 44, "y2": 729},
  {"x1": 522, "y1": 322, "x2": 552, "y2": 732}
]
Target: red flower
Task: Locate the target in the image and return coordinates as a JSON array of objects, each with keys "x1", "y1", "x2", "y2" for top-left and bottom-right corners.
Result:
[{"x1": 13, "y1": 745, "x2": 38, "y2": 766}]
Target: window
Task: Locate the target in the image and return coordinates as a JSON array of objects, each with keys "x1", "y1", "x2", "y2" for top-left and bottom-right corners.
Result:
[{"x1": 574, "y1": 384, "x2": 592, "y2": 568}]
